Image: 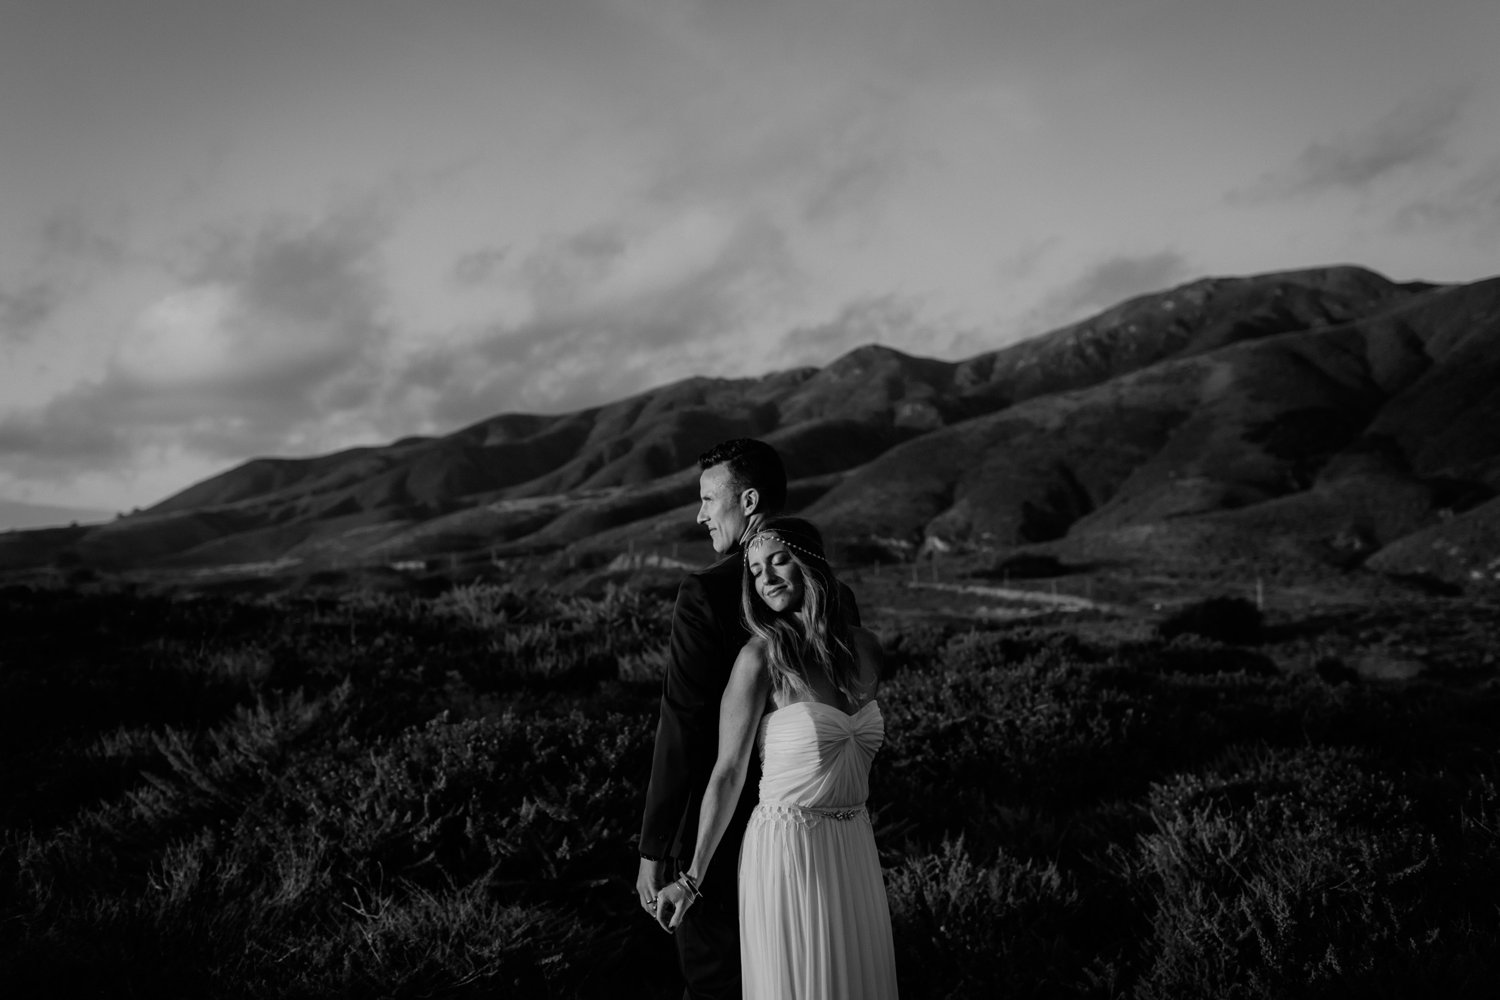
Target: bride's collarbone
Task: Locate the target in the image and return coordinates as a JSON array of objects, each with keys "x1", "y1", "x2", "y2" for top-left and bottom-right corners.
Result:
[{"x1": 765, "y1": 661, "x2": 878, "y2": 716}]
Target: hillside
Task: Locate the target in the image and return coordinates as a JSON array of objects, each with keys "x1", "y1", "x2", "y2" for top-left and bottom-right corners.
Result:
[
  {"x1": 812, "y1": 275, "x2": 1499, "y2": 576},
  {"x1": 3, "y1": 264, "x2": 1496, "y2": 593}
]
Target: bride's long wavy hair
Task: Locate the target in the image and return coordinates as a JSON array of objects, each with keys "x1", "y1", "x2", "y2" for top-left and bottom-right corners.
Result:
[{"x1": 741, "y1": 517, "x2": 858, "y2": 703}]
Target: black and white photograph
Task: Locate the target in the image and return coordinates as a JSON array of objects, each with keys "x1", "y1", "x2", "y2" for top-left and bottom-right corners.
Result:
[{"x1": 3, "y1": 1, "x2": 1498, "y2": 997}]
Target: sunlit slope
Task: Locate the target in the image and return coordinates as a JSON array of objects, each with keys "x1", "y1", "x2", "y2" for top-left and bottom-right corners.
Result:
[
  {"x1": 6, "y1": 265, "x2": 1495, "y2": 588},
  {"x1": 806, "y1": 276, "x2": 1499, "y2": 580}
]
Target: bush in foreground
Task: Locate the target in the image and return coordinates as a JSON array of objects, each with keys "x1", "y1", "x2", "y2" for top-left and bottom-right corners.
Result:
[{"x1": 3, "y1": 583, "x2": 1499, "y2": 997}]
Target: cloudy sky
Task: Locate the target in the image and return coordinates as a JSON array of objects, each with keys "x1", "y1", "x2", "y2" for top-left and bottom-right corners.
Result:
[{"x1": 2, "y1": 0, "x2": 1498, "y2": 515}]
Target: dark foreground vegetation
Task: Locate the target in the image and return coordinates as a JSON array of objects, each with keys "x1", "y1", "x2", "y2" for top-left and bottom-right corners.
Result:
[{"x1": 3, "y1": 580, "x2": 1498, "y2": 998}]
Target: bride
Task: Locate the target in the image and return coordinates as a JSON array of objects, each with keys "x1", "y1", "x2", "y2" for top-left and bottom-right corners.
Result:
[{"x1": 653, "y1": 517, "x2": 898, "y2": 999}]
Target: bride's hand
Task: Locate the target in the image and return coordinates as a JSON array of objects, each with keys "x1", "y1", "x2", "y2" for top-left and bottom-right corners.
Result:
[{"x1": 653, "y1": 877, "x2": 697, "y2": 932}]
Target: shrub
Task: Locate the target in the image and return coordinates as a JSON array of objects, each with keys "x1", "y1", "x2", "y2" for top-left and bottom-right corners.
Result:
[
  {"x1": 875, "y1": 628, "x2": 1170, "y2": 864},
  {"x1": 617, "y1": 643, "x2": 670, "y2": 685},
  {"x1": 1120, "y1": 746, "x2": 1490, "y2": 999},
  {"x1": 1151, "y1": 635, "x2": 1279, "y2": 677},
  {"x1": 5, "y1": 583, "x2": 1499, "y2": 997},
  {"x1": 886, "y1": 837, "x2": 1088, "y2": 999},
  {"x1": 1156, "y1": 596, "x2": 1264, "y2": 645}
]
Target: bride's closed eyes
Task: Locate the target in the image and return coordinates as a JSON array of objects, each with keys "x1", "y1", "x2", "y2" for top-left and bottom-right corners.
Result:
[{"x1": 749, "y1": 551, "x2": 793, "y2": 578}]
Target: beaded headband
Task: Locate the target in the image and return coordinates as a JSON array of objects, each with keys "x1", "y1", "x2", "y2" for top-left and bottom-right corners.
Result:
[{"x1": 745, "y1": 529, "x2": 827, "y2": 564}]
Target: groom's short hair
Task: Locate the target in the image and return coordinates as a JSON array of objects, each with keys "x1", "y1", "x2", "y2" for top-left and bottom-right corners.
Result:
[{"x1": 699, "y1": 438, "x2": 786, "y2": 514}]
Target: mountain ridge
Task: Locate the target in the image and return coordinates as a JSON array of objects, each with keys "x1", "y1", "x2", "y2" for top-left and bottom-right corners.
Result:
[{"x1": 4, "y1": 264, "x2": 1496, "y2": 592}]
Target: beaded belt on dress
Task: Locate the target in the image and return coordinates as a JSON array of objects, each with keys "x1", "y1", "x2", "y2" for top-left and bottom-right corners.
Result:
[{"x1": 754, "y1": 801, "x2": 867, "y2": 823}]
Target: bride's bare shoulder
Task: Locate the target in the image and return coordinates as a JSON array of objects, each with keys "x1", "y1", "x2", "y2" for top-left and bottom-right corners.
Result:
[{"x1": 734, "y1": 636, "x2": 771, "y2": 671}]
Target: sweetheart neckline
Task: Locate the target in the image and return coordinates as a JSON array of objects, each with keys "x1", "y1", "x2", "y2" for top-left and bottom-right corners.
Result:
[{"x1": 764, "y1": 698, "x2": 881, "y2": 721}]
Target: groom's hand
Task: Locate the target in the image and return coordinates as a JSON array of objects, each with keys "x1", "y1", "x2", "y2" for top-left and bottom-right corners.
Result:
[
  {"x1": 653, "y1": 881, "x2": 693, "y2": 933},
  {"x1": 636, "y1": 856, "x2": 668, "y2": 917}
]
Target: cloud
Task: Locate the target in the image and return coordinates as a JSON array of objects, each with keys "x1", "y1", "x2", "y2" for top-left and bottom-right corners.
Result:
[
  {"x1": 1232, "y1": 86, "x2": 1472, "y2": 203},
  {"x1": 776, "y1": 296, "x2": 930, "y2": 367},
  {"x1": 394, "y1": 211, "x2": 800, "y2": 430},
  {"x1": 0, "y1": 280, "x2": 61, "y2": 344},
  {"x1": 142, "y1": 209, "x2": 392, "y2": 408},
  {"x1": 1043, "y1": 250, "x2": 1191, "y2": 322},
  {"x1": 996, "y1": 238, "x2": 1059, "y2": 283},
  {"x1": 0, "y1": 211, "x2": 139, "y2": 356},
  {"x1": 640, "y1": 86, "x2": 910, "y2": 234},
  {"x1": 2, "y1": 210, "x2": 130, "y2": 349},
  {"x1": 450, "y1": 246, "x2": 509, "y2": 287},
  {"x1": 516, "y1": 226, "x2": 630, "y2": 310},
  {"x1": 0, "y1": 385, "x2": 125, "y2": 470},
  {"x1": 794, "y1": 107, "x2": 912, "y2": 227},
  {"x1": 0, "y1": 208, "x2": 394, "y2": 486},
  {"x1": 39, "y1": 210, "x2": 128, "y2": 266},
  {"x1": 0, "y1": 194, "x2": 811, "y2": 502},
  {"x1": 1391, "y1": 157, "x2": 1500, "y2": 235}
]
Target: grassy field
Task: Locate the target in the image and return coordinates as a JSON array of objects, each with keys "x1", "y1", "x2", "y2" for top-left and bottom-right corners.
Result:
[{"x1": 3, "y1": 576, "x2": 1498, "y2": 998}]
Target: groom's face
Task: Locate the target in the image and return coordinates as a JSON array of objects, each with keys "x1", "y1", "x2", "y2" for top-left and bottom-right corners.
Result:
[{"x1": 697, "y1": 463, "x2": 750, "y2": 555}]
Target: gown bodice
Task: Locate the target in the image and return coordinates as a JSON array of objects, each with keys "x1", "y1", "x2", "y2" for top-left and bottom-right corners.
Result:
[{"x1": 755, "y1": 700, "x2": 884, "y2": 810}]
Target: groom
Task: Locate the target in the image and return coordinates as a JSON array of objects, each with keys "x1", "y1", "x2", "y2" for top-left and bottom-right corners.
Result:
[{"x1": 636, "y1": 438, "x2": 787, "y2": 999}]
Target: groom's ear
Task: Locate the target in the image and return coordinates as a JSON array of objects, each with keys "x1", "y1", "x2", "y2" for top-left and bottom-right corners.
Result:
[{"x1": 740, "y1": 486, "x2": 760, "y2": 516}]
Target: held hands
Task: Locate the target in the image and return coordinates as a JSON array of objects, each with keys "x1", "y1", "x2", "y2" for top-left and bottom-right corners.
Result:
[
  {"x1": 652, "y1": 873, "x2": 703, "y2": 933},
  {"x1": 636, "y1": 856, "x2": 668, "y2": 915}
]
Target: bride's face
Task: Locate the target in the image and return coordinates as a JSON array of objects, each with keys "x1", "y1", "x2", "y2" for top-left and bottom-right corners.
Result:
[{"x1": 747, "y1": 537, "x2": 804, "y2": 614}]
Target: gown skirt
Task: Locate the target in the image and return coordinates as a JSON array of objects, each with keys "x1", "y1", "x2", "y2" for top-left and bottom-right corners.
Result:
[{"x1": 738, "y1": 700, "x2": 898, "y2": 999}]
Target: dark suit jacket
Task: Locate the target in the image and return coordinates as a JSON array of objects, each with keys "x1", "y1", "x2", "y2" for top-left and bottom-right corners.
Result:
[{"x1": 638, "y1": 552, "x2": 859, "y2": 889}]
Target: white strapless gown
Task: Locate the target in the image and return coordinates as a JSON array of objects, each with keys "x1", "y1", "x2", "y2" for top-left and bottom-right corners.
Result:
[{"x1": 738, "y1": 700, "x2": 898, "y2": 999}]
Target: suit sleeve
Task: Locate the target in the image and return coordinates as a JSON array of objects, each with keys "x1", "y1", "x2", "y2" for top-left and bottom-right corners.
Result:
[
  {"x1": 638, "y1": 573, "x2": 723, "y2": 859},
  {"x1": 841, "y1": 579, "x2": 861, "y2": 628}
]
